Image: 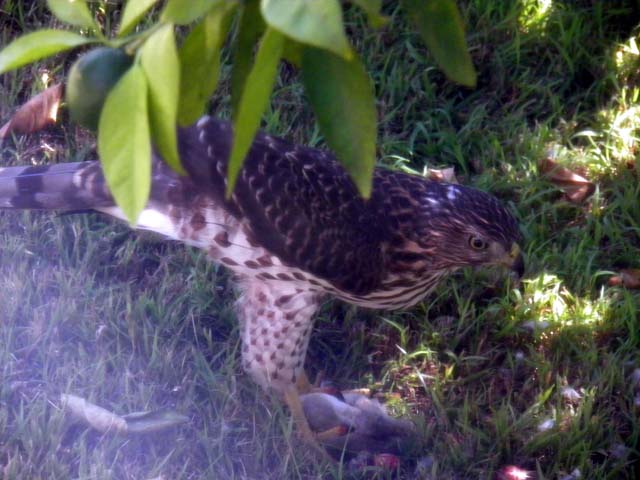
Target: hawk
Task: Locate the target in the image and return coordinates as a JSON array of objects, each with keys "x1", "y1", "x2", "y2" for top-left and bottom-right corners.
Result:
[{"x1": 0, "y1": 116, "x2": 524, "y2": 444}]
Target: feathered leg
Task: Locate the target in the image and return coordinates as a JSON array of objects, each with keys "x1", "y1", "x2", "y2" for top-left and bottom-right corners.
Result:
[{"x1": 236, "y1": 279, "x2": 335, "y2": 450}]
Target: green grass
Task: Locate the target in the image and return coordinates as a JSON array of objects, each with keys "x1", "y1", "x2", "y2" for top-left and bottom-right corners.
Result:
[{"x1": 1, "y1": 0, "x2": 640, "y2": 478}]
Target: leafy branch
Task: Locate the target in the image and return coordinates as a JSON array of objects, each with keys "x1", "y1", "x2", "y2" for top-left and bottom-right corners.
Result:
[{"x1": 0, "y1": 0, "x2": 476, "y2": 223}]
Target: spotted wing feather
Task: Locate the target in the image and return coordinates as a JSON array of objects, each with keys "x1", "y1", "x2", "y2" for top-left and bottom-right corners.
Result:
[{"x1": 178, "y1": 118, "x2": 392, "y2": 295}]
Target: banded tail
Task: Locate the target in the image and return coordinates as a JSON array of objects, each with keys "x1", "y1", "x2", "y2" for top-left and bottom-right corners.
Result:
[
  {"x1": 0, "y1": 161, "x2": 114, "y2": 210},
  {"x1": 0, "y1": 142, "x2": 243, "y2": 255},
  {"x1": 0, "y1": 157, "x2": 200, "y2": 245}
]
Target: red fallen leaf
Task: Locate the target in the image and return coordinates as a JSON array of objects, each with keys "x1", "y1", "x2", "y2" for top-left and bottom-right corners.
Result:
[
  {"x1": 497, "y1": 465, "x2": 534, "y2": 479},
  {"x1": 0, "y1": 83, "x2": 64, "y2": 139},
  {"x1": 539, "y1": 157, "x2": 595, "y2": 203},
  {"x1": 608, "y1": 269, "x2": 640, "y2": 289},
  {"x1": 427, "y1": 167, "x2": 458, "y2": 183},
  {"x1": 373, "y1": 453, "x2": 400, "y2": 470}
]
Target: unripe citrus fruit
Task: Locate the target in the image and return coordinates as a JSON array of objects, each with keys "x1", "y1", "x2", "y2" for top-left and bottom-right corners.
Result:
[{"x1": 66, "y1": 47, "x2": 133, "y2": 131}]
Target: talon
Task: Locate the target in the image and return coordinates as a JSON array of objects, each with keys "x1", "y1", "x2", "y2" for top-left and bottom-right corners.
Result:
[
  {"x1": 316, "y1": 424, "x2": 349, "y2": 441},
  {"x1": 283, "y1": 387, "x2": 333, "y2": 460},
  {"x1": 295, "y1": 371, "x2": 313, "y2": 395}
]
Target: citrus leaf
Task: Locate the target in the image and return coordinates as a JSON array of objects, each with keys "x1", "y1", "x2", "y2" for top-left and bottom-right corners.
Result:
[
  {"x1": 119, "y1": 0, "x2": 160, "y2": 37},
  {"x1": 227, "y1": 27, "x2": 284, "y2": 196},
  {"x1": 122, "y1": 410, "x2": 190, "y2": 433},
  {"x1": 0, "y1": 30, "x2": 92, "y2": 75},
  {"x1": 349, "y1": 0, "x2": 389, "y2": 28},
  {"x1": 282, "y1": 38, "x2": 302, "y2": 67},
  {"x1": 608, "y1": 269, "x2": 640, "y2": 290},
  {"x1": 98, "y1": 64, "x2": 151, "y2": 224},
  {"x1": 161, "y1": 0, "x2": 223, "y2": 25},
  {"x1": 260, "y1": 0, "x2": 352, "y2": 59},
  {"x1": 230, "y1": 0, "x2": 265, "y2": 117},
  {"x1": 46, "y1": 0, "x2": 97, "y2": 30},
  {"x1": 401, "y1": 0, "x2": 476, "y2": 87},
  {"x1": 177, "y1": 3, "x2": 234, "y2": 126},
  {"x1": 0, "y1": 83, "x2": 64, "y2": 139},
  {"x1": 61, "y1": 394, "x2": 128, "y2": 434},
  {"x1": 539, "y1": 156, "x2": 595, "y2": 204},
  {"x1": 426, "y1": 166, "x2": 458, "y2": 184},
  {"x1": 301, "y1": 47, "x2": 376, "y2": 198},
  {"x1": 141, "y1": 24, "x2": 185, "y2": 175}
]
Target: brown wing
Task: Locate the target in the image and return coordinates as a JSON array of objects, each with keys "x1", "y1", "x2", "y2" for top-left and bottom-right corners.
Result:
[{"x1": 177, "y1": 117, "x2": 391, "y2": 295}]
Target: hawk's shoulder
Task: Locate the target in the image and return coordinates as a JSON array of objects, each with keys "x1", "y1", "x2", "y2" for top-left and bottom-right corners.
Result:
[{"x1": 176, "y1": 117, "x2": 393, "y2": 295}]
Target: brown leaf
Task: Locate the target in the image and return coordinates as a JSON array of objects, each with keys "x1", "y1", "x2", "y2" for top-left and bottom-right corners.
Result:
[
  {"x1": 427, "y1": 167, "x2": 458, "y2": 183},
  {"x1": 608, "y1": 269, "x2": 640, "y2": 289},
  {"x1": 539, "y1": 157, "x2": 595, "y2": 203},
  {"x1": 0, "y1": 83, "x2": 64, "y2": 139},
  {"x1": 61, "y1": 393, "x2": 128, "y2": 434},
  {"x1": 61, "y1": 394, "x2": 189, "y2": 435}
]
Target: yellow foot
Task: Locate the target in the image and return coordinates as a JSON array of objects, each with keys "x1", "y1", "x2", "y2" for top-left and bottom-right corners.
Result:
[
  {"x1": 283, "y1": 387, "x2": 334, "y2": 460},
  {"x1": 295, "y1": 371, "x2": 314, "y2": 395},
  {"x1": 316, "y1": 425, "x2": 348, "y2": 442},
  {"x1": 295, "y1": 370, "x2": 327, "y2": 394}
]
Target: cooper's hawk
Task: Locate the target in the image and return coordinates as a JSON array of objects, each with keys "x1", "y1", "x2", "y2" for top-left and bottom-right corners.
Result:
[{"x1": 0, "y1": 116, "x2": 524, "y2": 445}]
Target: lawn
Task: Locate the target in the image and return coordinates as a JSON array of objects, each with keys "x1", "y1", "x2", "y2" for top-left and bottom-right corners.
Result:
[{"x1": 1, "y1": 0, "x2": 639, "y2": 478}]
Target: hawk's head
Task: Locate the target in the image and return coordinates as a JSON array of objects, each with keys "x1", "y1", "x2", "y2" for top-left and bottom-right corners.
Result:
[{"x1": 414, "y1": 182, "x2": 524, "y2": 278}]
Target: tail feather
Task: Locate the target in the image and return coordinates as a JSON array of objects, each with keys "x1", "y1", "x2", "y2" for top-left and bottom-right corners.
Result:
[
  {"x1": 0, "y1": 161, "x2": 114, "y2": 210},
  {"x1": 0, "y1": 158, "x2": 201, "y2": 244}
]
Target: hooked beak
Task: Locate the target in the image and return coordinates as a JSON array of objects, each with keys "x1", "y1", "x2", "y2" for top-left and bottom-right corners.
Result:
[{"x1": 503, "y1": 243, "x2": 525, "y2": 280}]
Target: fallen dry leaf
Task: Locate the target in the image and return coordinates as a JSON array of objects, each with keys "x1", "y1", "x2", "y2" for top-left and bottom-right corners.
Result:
[
  {"x1": 61, "y1": 393, "x2": 128, "y2": 434},
  {"x1": 61, "y1": 393, "x2": 189, "y2": 435},
  {"x1": 539, "y1": 157, "x2": 595, "y2": 203},
  {"x1": 538, "y1": 418, "x2": 555, "y2": 432},
  {"x1": 427, "y1": 167, "x2": 458, "y2": 183},
  {"x1": 608, "y1": 269, "x2": 640, "y2": 289},
  {"x1": 122, "y1": 410, "x2": 190, "y2": 433},
  {"x1": 560, "y1": 386, "x2": 582, "y2": 402},
  {"x1": 0, "y1": 83, "x2": 64, "y2": 140}
]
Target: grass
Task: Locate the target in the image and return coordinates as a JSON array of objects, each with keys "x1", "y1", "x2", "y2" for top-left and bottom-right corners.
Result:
[{"x1": 1, "y1": 0, "x2": 640, "y2": 478}]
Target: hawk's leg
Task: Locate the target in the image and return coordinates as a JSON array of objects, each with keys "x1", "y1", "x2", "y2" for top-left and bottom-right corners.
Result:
[
  {"x1": 237, "y1": 279, "x2": 319, "y2": 392},
  {"x1": 236, "y1": 279, "x2": 330, "y2": 447}
]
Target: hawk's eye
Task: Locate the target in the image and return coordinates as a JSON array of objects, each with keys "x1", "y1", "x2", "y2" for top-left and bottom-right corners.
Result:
[{"x1": 469, "y1": 236, "x2": 489, "y2": 250}]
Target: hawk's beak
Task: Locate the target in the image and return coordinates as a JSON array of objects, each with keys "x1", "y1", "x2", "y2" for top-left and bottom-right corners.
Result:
[{"x1": 505, "y1": 243, "x2": 525, "y2": 279}]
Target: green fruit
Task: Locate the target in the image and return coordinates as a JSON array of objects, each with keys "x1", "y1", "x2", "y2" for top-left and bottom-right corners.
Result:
[{"x1": 66, "y1": 47, "x2": 133, "y2": 131}]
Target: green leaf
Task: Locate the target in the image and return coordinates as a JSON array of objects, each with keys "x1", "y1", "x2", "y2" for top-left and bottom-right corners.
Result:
[
  {"x1": 227, "y1": 27, "x2": 284, "y2": 196},
  {"x1": 230, "y1": 0, "x2": 265, "y2": 117},
  {"x1": 177, "y1": 3, "x2": 234, "y2": 126},
  {"x1": 98, "y1": 64, "x2": 151, "y2": 224},
  {"x1": 349, "y1": 0, "x2": 389, "y2": 28},
  {"x1": 141, "y1": 24, "x2": 185, "y2": 175},
  {"x1": 282, "y1": 38, "x2": 302, "y2": 67},
  {"x1": 301, "y1": 47, "x2": 376, "y2": 198},
  {"x1": 161, "y1": 0, "x2": 222, "y2": 25},
  {"x1": 119, "y1": 0, "x2": 160, "y2": 37},
  {"x1": 260, "y1": 0, "x2": 352, "y2": 59},
  {"x1": 46, "y1": 0, "x2": 97, "y2": 30},
  {"x1": 0, "y1": 30, "x2": 92, "y2": 75},
  {"x1": 401, "y1": 0, "x2": 476, "y2": 87}
]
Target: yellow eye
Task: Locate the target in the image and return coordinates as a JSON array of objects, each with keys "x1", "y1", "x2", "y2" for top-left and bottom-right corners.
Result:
[{"x1": 469, "y1": 236, "x2": 489, "y2": 250}]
